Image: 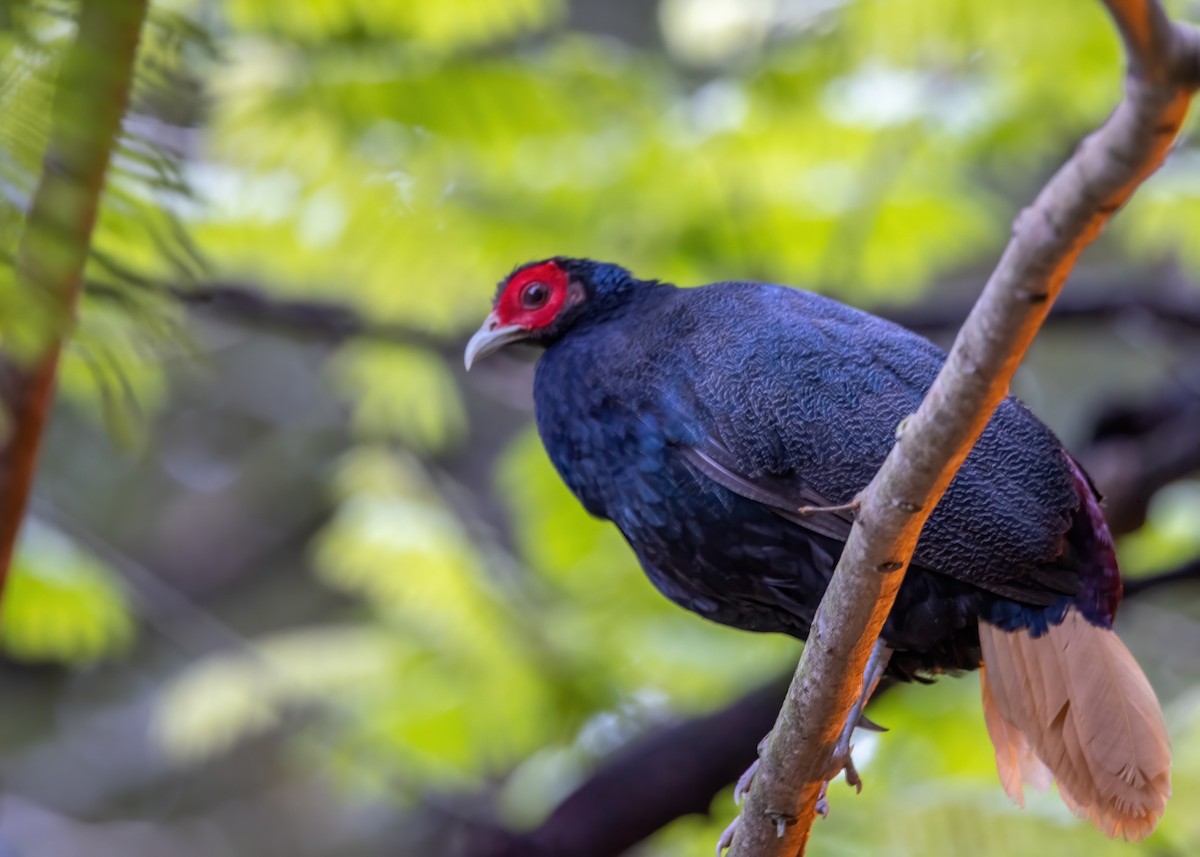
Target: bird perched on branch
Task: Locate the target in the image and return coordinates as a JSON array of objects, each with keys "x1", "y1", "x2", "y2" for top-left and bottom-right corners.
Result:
[{"x1": 465, "y1": 257, "x2": 1171, "y2": 841}]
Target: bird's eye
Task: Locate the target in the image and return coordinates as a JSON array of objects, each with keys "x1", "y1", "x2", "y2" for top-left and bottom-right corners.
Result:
[{"x1": 521, "y1": 281, "x2": 550, "y2": 309}]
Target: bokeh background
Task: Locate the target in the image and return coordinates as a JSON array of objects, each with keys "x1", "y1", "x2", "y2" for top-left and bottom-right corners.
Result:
[{"x1": 2, "y1": 1, "x2": 1200, "y2": 855}]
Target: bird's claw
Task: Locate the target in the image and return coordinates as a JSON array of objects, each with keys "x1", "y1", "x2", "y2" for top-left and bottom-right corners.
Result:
[
  {"x1": 816, "y1": 783, "x2": 830, "y2": 819},
  {"x1": 813, "y1": 742, "x2": 864, "y2": 819},
  {"x1": 720, "y1": 735, "x2": 862, "y2": 850},
  {"x1": 827, "y1": 739, "x2": 863, "y2": 792},
  {"x1": 734, "y1": 758, "x2": 758, "y2": 805},
  {"x1": 733, "y1": 736, "x2": 770, "y2": 805},
  {"x1": 856, "y1": 711, "x2": 888, "y2": 733},
  {"x1": 716, "y1": 817, "x2": 738, "y2": 855},
  {"x1": 841, "y1": 753, "x2": 863, "y2": 794},
  {"x1": 718, "y1": 736, "x2": 770, "y2": 852}
]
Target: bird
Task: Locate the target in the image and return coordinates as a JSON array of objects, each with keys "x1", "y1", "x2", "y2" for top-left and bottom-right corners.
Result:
[{"x1": 464, "y1": 257, "x2": 1171, "y2": 841}]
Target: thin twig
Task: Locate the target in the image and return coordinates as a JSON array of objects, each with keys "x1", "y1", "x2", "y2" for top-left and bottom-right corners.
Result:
[
  {"x1": 727, "y1": 4, "x2": 1200, "y2": 855},
  {"x1": 795, "y1": 500, "x2": 860, "y2": 517}
]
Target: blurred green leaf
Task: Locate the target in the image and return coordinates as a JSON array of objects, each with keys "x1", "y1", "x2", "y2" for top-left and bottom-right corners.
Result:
[
  {"x1": 330, "y1": 343, "x2": 466, "y2": 452},
  {"x1": 1118, "y1": 481, "x2": 1200, "y2": 575},
  {"x1": 224, "y1": 0, "x2": 561, "y2": 50},
  {"x1": 154, "y1": 625, "x2": 397, "y2": 763},
  {"x1": 2, "y1": 518, "x2": 134, "y2": 664}
]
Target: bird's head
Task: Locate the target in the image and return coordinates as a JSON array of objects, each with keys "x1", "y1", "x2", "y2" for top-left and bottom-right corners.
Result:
[{"x1": 464, "y1": 257, "x2": 638, "y2": 369}]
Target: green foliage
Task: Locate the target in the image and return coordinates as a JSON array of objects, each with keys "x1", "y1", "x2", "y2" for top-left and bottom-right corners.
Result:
[
  {"x1": 1118, "y1": 482, "x2": 1200, "y2": 576},
  {"x1": 1120, "y1": 153, "x2": 1200, "y2": 269},
  {"x1": 223, "y1": 0, "x2": 561, "y2": 50},
  {"x1": 2, "y1": 519, "x2": 134, "y2": 664},
  {"x1": 330, "y1": 343, "x2": 466, "y2": 451},
  {"x1": 156, "y1": 446, "x2": 567, "y2": 790},
  {"x1": 0, "y1": 0, "x2": 205, "y2": 426},
  {"x1": 152, "y1": 434, "x2": 797, "y2": 818},
  {"x1": 154, "y1": 625, "x2": 397, "y2": 763},
  {"x1": 0, "y1": 0, "x2": 69, "y2": 360},
  {"x1": 56, "y1": 299, "x2": 176, "y2": 448}
]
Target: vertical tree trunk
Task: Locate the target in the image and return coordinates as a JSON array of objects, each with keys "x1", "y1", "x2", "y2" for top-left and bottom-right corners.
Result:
[{"x1": 0, "y1": 0, "x2": 150, "y2": 598}]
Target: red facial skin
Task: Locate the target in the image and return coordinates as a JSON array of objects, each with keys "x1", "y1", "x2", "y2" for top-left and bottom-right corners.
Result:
[{"x1": 494, "y1": 261, "x2": 570, "y2": 330}]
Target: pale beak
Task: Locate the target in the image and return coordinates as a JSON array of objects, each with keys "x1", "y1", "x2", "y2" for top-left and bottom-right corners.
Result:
[{"x1": 464, "y1": 313, "x2": 529, "y2": 370}]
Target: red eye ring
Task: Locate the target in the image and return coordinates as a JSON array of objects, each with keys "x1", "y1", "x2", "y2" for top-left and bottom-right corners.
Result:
[
  {"x1": 521, "y1": 281, "x2": 550, "y2": 309},
  {"x1": 494, "y1": 260, "x2": 569, "y2": 328}
]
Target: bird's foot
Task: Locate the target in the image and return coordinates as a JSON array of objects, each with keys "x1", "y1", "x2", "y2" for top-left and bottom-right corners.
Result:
[
  {"x1": 719, "y1": 725, "x2": 869, "y2": 849},
  {"x1": 734, "y1": 758, "x2": 758, "y2": 805},
  {"x1": 812, "y1": 637, "x2": 887, "y2": 817},
  {"x1": 716, "y1": 817, "x2": 738, "y2": 855},
  {"x1": 816, "y1": 782, "x2": 830, "y2": 819},
  {"x1": 814, "y1": 738, "x2": 864, "y2": 818},
  {"x1": 836, "y1": 748, "x2": 863, "y2": 793},
  {"x1": 716, "y1": 736, "x2": 770, "y2": 854},
  {"x1": 733, "y1": 735, "x2": 770, "y2": 805},
  {"x1": 829, "y1": 725, "x2": 864, "y2": 793},
  {"x1": 856, "y1": 710, "x2": 887, "y2": 733}
]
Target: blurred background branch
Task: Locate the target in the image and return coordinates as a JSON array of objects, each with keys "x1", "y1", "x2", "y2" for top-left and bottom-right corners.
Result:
[
  {"x1": 463, "y1": 553, "x2": 1200, "y2": 857},
  {"x1": 82, "y1": 266, "x2": 1200, "y2": 348}
]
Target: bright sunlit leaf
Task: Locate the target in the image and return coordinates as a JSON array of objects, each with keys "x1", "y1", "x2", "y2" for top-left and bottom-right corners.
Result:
[{"x1": 2, "y1": 519, "x2": 134, "y2": 664}]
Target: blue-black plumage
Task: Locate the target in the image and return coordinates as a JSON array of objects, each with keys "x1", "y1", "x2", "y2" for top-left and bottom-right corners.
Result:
[{"x1": 466, "y1": 257, "x2": 1168, "y2": 838}]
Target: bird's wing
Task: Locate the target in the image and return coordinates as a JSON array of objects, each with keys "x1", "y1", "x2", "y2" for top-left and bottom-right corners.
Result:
[
  {"x1": 681, "y1": 438, "x2": 856, "y2": 543},
  {"x1": 680, "y1": 433, "x2": 1080, "y2": 608},
  {"x1": 637, "y1": 283, "x2": 1084, "y2": 607}
]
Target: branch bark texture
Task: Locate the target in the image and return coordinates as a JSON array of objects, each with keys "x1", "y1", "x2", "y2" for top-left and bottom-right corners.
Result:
[
  {"x1": 457, "y1": 551, "x2": 1198, "y2": 857},
  {"x1": 0, "y1": 0, "x2": 148, "y2": 596},
  {"x1": 727, "y1": 3, "x2": 1200, "y2": 855}
]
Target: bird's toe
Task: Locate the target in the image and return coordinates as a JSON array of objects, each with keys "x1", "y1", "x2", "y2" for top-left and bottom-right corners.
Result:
[{"x1": 734, "y1": 758, "x2": 759, "y2": 805}]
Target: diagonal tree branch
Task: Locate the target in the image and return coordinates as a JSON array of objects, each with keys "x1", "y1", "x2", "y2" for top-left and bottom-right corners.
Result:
[
  {"x1": 459, "y1": 554, "x2": 1199, "y2": 857},
  {"x1": 0, "y1": 0, "x2": 150, "y2": 600},
  {"x1": 727, "y1": 3, "x2": 1200, "y2": 855}
]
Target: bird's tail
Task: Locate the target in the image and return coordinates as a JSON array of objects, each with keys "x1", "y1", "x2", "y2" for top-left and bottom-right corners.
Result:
[{"x1": 978, "y1": 610, "x2": 1171, "y2": 841}]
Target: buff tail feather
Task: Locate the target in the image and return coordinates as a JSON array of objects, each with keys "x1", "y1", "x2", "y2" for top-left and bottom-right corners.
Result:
[{"x1": 979, "y1": 611, "x2": 1170, "y2": 841}]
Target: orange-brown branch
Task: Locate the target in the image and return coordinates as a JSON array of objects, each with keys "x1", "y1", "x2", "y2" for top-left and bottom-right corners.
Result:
[
  {"x1": 0, "y1": 0, "x2": 149, "y2": 599},
  {"x1": 726, "y1": 2, "x2": 1200, "y2": 855},
  {"x1": 0, "y1": 358, "x2": 62, "y2": 587}
]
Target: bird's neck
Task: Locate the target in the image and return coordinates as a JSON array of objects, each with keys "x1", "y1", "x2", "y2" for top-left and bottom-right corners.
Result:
[{"x1": 575, "y1": 277, "x2": 675, "y2": 331}]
